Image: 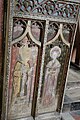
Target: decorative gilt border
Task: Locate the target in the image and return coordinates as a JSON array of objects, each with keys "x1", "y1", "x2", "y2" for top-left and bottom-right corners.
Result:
[{"x1": 2, "y1": 0, "x2": 14, "y2": 119}]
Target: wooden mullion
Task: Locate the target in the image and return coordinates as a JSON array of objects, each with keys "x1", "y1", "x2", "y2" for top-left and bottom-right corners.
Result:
[{"x1": 31, "y1": 24, "x2": 45, "y2": 119}]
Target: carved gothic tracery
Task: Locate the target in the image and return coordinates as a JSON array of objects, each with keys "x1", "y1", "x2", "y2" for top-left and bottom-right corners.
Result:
[
  {"x1": 12, "y1": 18, "x2": 75, "y2": 48},
  {"x1": 12, "y1": 19, "x2": 45, "y2": 46},
  {"x1": 15, "y1": 0, "x2": 79, "y2": 19}
]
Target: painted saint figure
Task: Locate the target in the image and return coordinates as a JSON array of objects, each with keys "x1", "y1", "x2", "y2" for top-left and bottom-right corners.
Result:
[
  {"x1": 12, "y1": 36, "x2": 38, "y2": 103},
  {"x1": 42, "y1": 46, "x2": 61, "y2": 107}
]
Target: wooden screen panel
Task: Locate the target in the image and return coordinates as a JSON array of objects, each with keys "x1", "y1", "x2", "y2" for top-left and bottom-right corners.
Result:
[
  {"x1": 8, "y1": 18, "x2": 45, "y2": 119},
  {"x1": 2, "y1": 0, "x2": 80, "y2": 120},
  {"x1": 36, "y1": 22, "x2": 75, "y2": 115}
]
